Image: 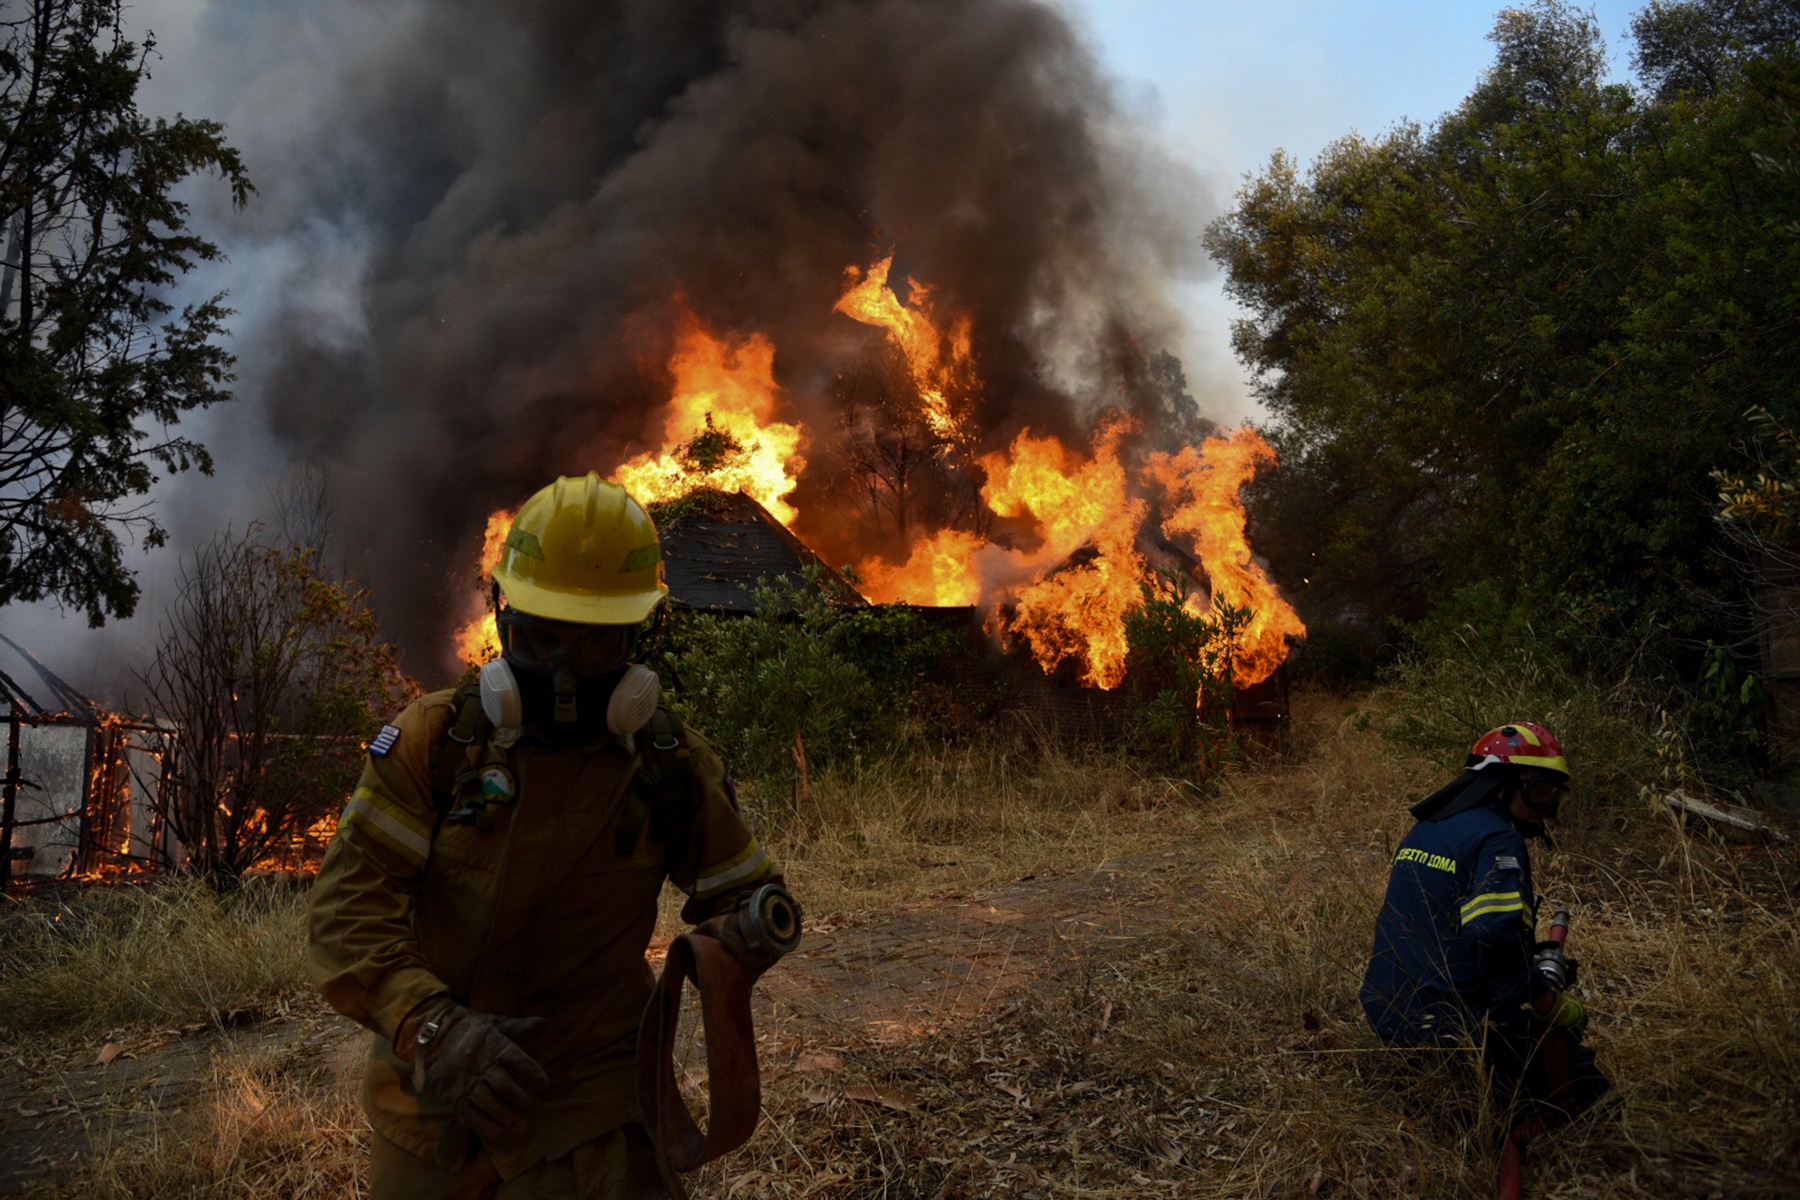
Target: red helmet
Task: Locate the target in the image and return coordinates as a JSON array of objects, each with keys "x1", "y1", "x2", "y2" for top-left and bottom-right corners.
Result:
[{"x1": 1466, "y1": 722, "x2": 1569, "y2": 781}]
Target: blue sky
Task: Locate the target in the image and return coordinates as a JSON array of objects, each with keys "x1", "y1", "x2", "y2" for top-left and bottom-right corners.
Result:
[
  {"x1": 1061, "y1": 1, "x2": 1641, "y2": 175},
  {"x1": 1053, "y1": 0, "x2": 1646, "y2": 417}
]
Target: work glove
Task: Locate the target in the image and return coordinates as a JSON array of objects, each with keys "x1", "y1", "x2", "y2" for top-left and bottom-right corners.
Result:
[
  {"x1": 406, "y1": 998, "x2": 551, "y2": 1142},
  {"x1": 1530, "y1": 989, "x2": 1589, "y2": 1040}
]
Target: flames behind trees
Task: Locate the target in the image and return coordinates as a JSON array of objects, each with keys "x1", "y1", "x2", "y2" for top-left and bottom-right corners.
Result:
[{"x1": 137, "y1": 527, "x2": 414, "y2": 884}]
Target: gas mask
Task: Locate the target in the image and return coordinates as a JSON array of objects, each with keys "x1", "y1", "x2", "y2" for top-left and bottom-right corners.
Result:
[{"x1": 481, "y1": 610, "x2": 662, "y2": 738}]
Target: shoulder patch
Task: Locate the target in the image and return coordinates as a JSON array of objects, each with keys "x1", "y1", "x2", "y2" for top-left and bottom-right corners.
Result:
[
  {"x1": 1494, "y1": 854, "x2": 1522, "y2": 872},
  {"x1": 478, "y1": 764, "x2": 516, "y2": 804},
  {"x1": 368, "y1": 724, "x2": 403, "y2": 758}
]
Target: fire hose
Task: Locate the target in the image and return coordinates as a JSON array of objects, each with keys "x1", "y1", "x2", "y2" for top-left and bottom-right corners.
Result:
[
  {"x1": 636, "y1": 883, "x2": 802, "y2": 1200},
  {"x1": 1496, "y1": 907, "x2": 1574, "y2": 1200}
]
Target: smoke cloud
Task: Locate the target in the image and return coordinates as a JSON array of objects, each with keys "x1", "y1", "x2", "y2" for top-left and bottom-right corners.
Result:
[{"x1": 163, "y1": 0, "x2": 1215, "y2": 677}]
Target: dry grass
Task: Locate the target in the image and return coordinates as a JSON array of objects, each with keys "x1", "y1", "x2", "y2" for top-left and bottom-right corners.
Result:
[
  {"x1": 0, "y1": 877, "x2": 311, "y2": 1035},
  {"x1": 72, "y1": 1033, "x2": 367, "y2": 1199},
  {"x1": 755, "y1": 733, "x2": 1219, "y2": 915},
  {"x1": 691, "y1": 694, "x2": 1800, "y2": 1198},
  {"x1": 9, "y1": 691, "x2": 1798, "y2": 1198}
]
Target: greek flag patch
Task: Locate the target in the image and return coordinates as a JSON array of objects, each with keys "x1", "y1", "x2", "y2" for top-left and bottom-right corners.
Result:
[
  {"x1": 368, "y1": 724, "x2": 403, "y2": 757},
  {"x1": 1495, "y1": 855, "x2": 1521, "y2": 872}
]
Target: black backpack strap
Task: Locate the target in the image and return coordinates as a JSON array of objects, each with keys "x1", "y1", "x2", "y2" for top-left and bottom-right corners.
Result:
[
  {"x1": 621, "y1": 707, "x2": 697, "y2": 865},
  {"x1": 428, "y1": 683, "x2": 492, "y2": 831}
]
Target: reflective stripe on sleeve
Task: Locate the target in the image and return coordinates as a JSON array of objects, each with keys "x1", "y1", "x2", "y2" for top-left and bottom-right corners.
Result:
[
  {"x1": 693, "y1": 838, "x2": 770, "y2": 899},
  {"x1": 1460, "y1": 890, "x2": 1526, "y2": 925},
  {"x1": 341, "y1": 785, "x2": 432, "y2": 867}
]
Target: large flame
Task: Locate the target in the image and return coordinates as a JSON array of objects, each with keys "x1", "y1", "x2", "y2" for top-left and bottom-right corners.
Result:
[
  {"x1": 857, "y1": 528, "x2": 986, "y2": 607},
  {"x1": 449, "y1": 266, "x2": 1302, "y2": 696},
  {"x1": 857, "y1": 419, "x2": 1149, "y2": 688},
  {"x1": 456, "y1": 313, "x2": 809, "y2": 668},
  {"x1": 615, "y1": 312, "x2": 805, "y2": 524},
  {"x1": 981, "y1": 418, "x2": 1146, "y2": 687},
  {"x1": 453, "y1": 509, "x2": 514, "y2": 666},
  {"x1": 835, "y1": 255, "x2": 974, "y2": 440},
  {"x1": 1149, "y1": 429, "x2": 1307, "y2": 686},
  {"x1": 856, "y1": 422, "x2": 1302, "y2": 689}
]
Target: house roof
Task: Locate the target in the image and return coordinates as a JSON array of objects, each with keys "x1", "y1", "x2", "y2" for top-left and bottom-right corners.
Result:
[
  {"x1": 654, "y1": 490, "x2": 867, "y2": 613},
  {"x1": 0, "y1": 633, "x2": 99, "y2": 723}
]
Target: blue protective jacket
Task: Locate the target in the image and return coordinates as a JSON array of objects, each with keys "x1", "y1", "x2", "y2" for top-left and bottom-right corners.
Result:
[{"x1": 1360, "y1": 802, "x2": 1543, "y2": 1043}]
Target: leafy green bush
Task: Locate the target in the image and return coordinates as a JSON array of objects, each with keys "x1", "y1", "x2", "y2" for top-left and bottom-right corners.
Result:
[
  {"x1": 659, "y1": 570, "x2": 956, "y2": 816},
  {"x1": 1122, "y1": 567, "x2": 1247, "y2": 776},
  {"x1": 1369, "y1": 626, "x2": 1666, "y2": 813}
]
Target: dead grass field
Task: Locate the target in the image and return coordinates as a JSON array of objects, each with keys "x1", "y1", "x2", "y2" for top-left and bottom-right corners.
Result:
[{"x1": 2, "y1": 691, "x2": 1796, "y2": 1198}]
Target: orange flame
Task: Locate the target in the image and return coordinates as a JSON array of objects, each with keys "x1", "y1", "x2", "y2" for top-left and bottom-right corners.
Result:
[
  {"x1": 616, "y1": 311, "x2": 806, "y2": 524},
  {"x1": 981, "y1": 418, "x2": 1146, "y2": 687},
  {"x1": 1148, "y1": 429, "x2": 1306, "y2": 686},
  {"x1": 454, "y1": 313, "x2": 811, "y2": 669},
  {"x1": 859, "y1": 418, "x2": 1149, "y2": 688},
  {"x1": 858, "y1": 528, "x2": 986, "y2": 606},
  {"x1": 835, "y1": 255, "x2": 975, "y2": 440},
  {"x1": 441, "y1": 264, "x2": 1303, "y2": 699},
  {"x1": 453, "y1": 509, "x2": 513, "y2": 667}
]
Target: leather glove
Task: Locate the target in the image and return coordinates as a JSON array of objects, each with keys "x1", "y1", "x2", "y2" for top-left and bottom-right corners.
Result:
[
  {"x1": 1530, "y1": 989, "x2": 1588, "y2": 1039},
  {"x1": 406, "y1": 999, "x2": 550, "y2": 1142}
]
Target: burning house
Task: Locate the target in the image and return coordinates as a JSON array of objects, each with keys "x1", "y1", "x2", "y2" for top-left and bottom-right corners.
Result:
[
  {"x1": 446, "y1": 258, "x2": 1303, "y2": 748},
  {"x1": 0, "y1": 635, "x2": 176, "y2": 891},
  {"x1": 170, "y1": 1, "x2": 1307, "y2": 740}
]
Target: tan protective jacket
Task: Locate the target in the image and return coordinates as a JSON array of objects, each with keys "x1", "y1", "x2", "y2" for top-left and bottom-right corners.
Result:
[{"x1": 307, "y1": 687, "x2": 778, "y2": 1178}]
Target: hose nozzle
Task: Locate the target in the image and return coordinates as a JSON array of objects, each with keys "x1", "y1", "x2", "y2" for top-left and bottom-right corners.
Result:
[
  {"x1": 737, "y1": 883, "x2": 803, "y2": 957},
  {"x1": 1534, "y1": 907, "x2": 1573, "y2": 989}
]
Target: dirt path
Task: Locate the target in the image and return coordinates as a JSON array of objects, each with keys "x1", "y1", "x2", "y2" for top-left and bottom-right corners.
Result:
[{"x1": 0, "y1": 852, "x2": 1187, "y2": 1196}]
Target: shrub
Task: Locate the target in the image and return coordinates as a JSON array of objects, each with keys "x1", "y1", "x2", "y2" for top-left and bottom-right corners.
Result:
[
  {"x1": 1369, "y1": 625, "x2": 1665, "y2": 813},
  {"x1": 658, "y1": 570, "x2": 955, "y2": 816},
  {"x1": 1121, "y1": 567, "x2": 1246, "y2": 776}
]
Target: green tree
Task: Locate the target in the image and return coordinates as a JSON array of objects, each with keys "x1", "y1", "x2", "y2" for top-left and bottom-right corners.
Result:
[
  {"x1": 1211, "y1": 0, "x2": 1800, "y2": 686},
  {"x1": 0, "y1": 0, "x2": 251, "y2": 625},
  {"x1": 1632, "y1": 0, "x2": 1800, "y2": 101}
]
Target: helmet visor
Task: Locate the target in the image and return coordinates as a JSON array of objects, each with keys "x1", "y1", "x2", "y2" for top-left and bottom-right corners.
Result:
[
  {"x1": 499, "y1": 609, "x2": 632, "y2": 676},
  {"x1": 1519, "y1": 775, "x2": 1569, "y2": 821}
]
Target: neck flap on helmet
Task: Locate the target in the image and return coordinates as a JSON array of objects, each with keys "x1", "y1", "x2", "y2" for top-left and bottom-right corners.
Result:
[{"x1": 1409, "y1": 769, "x2": 1507, "y2": 822}]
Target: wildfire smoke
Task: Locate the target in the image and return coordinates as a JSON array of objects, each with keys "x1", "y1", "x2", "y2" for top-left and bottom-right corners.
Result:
[{"x1": 217, "y1": 0, "x2": 1245, "y2": 681}]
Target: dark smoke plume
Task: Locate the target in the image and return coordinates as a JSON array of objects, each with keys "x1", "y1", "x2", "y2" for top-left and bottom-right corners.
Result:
[{"x1": 214, "y1": 0, "x2": 1209, "y2": 674}]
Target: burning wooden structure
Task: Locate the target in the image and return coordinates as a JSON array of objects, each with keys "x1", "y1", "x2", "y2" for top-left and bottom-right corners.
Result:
[{"x1": 0, "y1": 635, "x2": 177, "y2": 890}]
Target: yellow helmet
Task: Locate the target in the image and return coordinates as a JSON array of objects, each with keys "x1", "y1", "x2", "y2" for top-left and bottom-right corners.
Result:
[{"x1": 492, "y1": 474, "x2": 669, "y2": 625}]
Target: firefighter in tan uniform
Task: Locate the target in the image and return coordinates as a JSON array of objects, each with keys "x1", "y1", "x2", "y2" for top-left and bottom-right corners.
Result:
[{"x1": 309, "y1": 474, "x2": 797, "y2": 1199}]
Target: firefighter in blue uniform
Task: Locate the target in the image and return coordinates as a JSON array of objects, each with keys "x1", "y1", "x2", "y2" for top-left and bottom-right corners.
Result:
[{"x1": 1361, "y1": 722, "x2": 1609, "y2": 1120}]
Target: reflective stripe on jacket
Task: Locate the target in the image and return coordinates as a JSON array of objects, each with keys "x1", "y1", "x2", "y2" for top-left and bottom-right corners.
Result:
[
  {"x1": 1359, "y1": 802, "x2": 1537, "y2": 1043},
  {"x1": 307, "y1": 687, "x2": 778, "y2": 1178}
]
